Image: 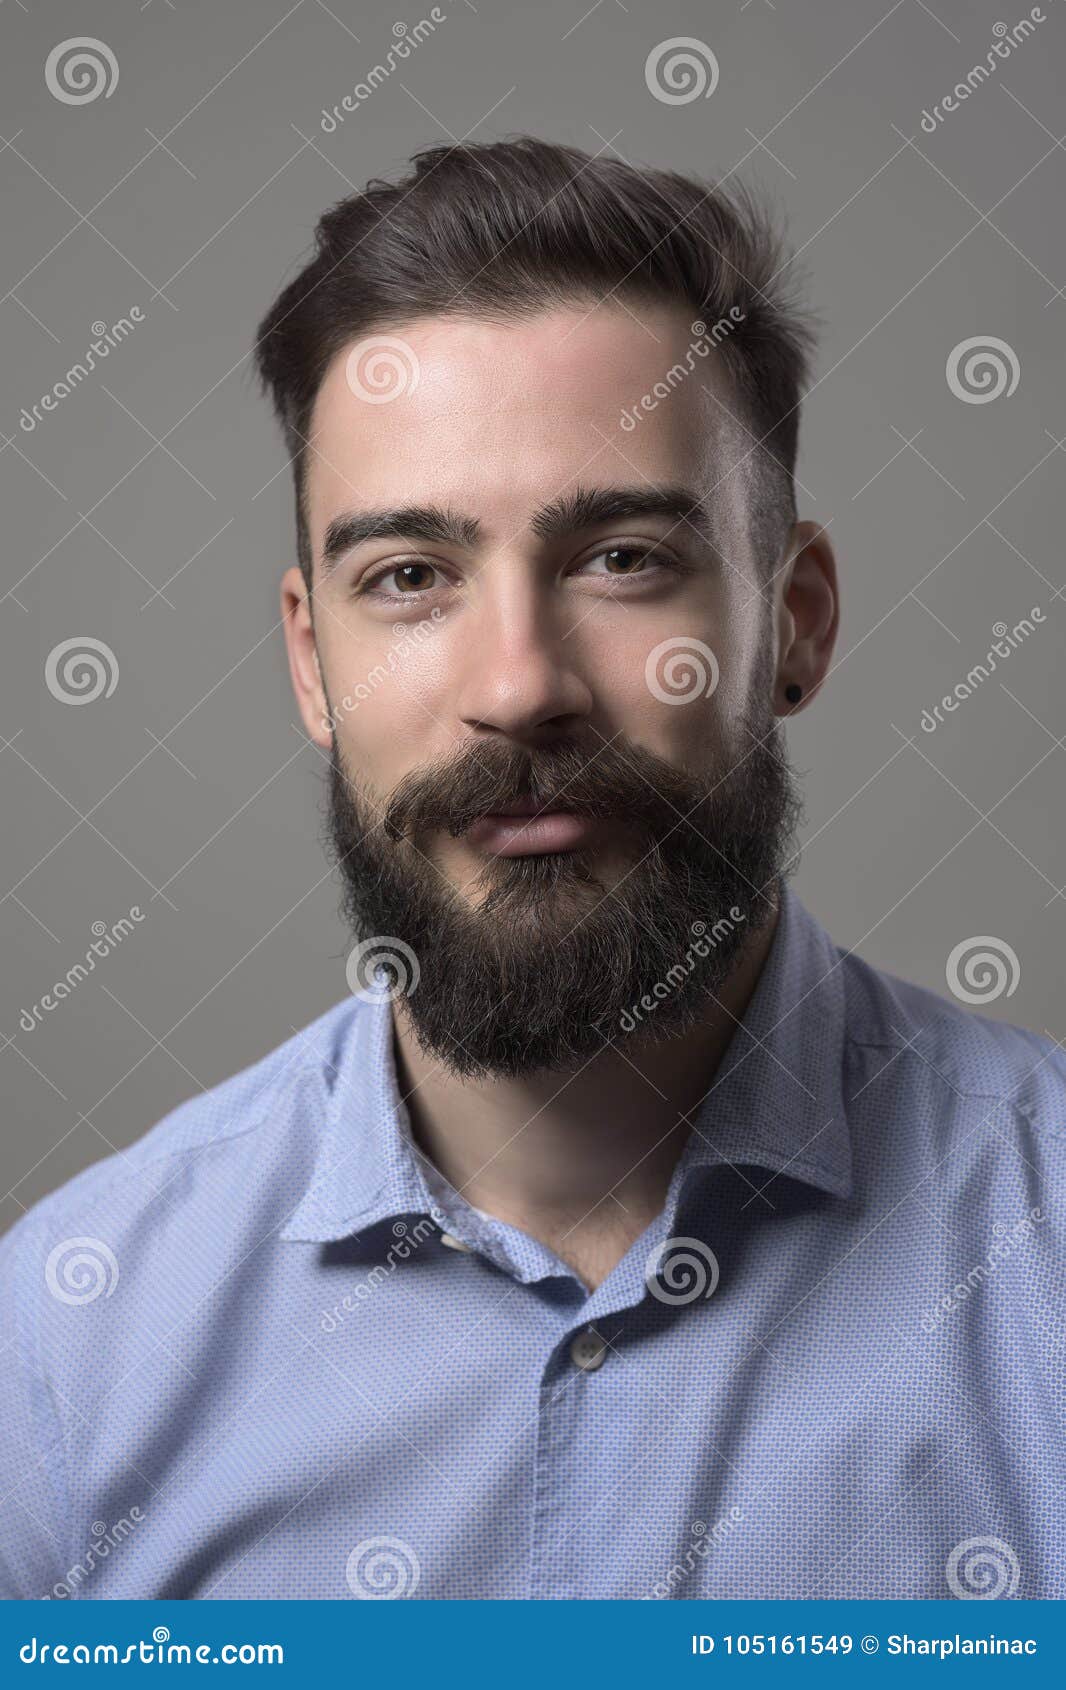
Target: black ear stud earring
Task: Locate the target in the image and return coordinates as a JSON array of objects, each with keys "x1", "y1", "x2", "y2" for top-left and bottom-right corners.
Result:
[{"x1": 784, "y1": 683, "x2": 802, "y2": 705}]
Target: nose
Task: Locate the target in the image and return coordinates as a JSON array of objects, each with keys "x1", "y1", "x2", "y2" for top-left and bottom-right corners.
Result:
[{"x1": 454, "y1": 576, "x2": 594, "y2": 744}]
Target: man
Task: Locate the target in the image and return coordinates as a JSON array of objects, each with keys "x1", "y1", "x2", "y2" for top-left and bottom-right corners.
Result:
[{"x1": 1, "y1": 138, "x2": 1062, "y2": 1602}]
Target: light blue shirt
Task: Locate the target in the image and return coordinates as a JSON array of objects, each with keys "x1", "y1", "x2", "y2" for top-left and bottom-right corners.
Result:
[{"x1": 2, "y1": 886, "x2": 1063, "y2": 1601}]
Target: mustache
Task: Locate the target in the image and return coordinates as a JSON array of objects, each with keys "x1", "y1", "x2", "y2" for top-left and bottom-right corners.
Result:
[{"x1": 378, "y1": 735, "x2": 722, "y2": 844}]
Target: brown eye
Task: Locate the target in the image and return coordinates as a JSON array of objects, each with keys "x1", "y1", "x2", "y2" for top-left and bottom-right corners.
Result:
[
  {"x1": 602, "y1": 547, "x2": 647, "y2": 575},
  {"x1": 580, "y1": 545, "x2": 671, "y2": 579},
  {"x1": 392, "y1": 562, "x2": 436, "y2": 592},
  {"x1": 363, "y1": 560, "x2": 440, "y2": 597}
]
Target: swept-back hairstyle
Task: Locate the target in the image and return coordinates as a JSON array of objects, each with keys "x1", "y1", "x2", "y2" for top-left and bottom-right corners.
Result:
[{"x1": 253, "y1": 136, "x2": 816, "y2": 586}]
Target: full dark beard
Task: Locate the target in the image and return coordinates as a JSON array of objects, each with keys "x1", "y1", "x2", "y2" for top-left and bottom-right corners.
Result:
[{"x1": 325, "y1": 713, "x2": 803, "y2": 1080}]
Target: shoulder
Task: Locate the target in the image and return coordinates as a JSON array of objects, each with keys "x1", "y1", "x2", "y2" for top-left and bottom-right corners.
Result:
[
  {"x1": 0, "y1": 995, "x2": 364, "y2": 1596},
  {"x1": 0, "y1": 995, "x2": 361, "y2": 1291},
  {"x1": 837, "y1": 938, "x2": 1066, "y2": 1137}
]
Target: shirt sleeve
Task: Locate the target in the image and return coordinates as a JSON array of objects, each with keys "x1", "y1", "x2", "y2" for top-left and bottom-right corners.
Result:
[{"x1": 0, "y1": 1213, "x2": 71, "y2": 1599}]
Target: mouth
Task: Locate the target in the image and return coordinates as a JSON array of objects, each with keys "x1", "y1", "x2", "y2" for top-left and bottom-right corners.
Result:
[{"x1": 463, "y1": 795, "x2": 601, "y2": 857}]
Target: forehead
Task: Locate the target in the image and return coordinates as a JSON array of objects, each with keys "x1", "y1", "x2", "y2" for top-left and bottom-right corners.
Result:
[{"x1": 305, "y1": 304, "x2": 751, "y2": 547}]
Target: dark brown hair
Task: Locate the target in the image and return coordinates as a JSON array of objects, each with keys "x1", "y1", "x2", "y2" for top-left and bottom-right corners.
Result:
[{"x1": 253, "y1": 136, "x2": 816, "y2": 587}]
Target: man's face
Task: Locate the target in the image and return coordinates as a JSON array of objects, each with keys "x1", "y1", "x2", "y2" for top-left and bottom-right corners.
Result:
[{"x1": 283, "y1": 302, "x2": 809, "y2": 1078}]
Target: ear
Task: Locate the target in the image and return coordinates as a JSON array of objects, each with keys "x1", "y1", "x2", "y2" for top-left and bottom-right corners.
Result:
[
  {"x1": 281, "y1": 567, "x2": 332, "y2": 749},
  {"x1": 772, "y1": 521, "x2": 839, "y2": 716}
]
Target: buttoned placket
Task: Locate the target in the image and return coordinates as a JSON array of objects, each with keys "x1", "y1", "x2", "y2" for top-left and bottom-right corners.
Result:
[{"x1": 522, "y1": 1192, "x2": 693, "y2": 1599}]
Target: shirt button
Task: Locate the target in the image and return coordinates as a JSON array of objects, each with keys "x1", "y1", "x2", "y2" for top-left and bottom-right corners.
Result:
[
  {"x1": 570, "y1": 1327, "x2": 607, "y2": 1372},
  {"x1": 440, "y1": 1232, "x2": 473, "y2": 1252}
]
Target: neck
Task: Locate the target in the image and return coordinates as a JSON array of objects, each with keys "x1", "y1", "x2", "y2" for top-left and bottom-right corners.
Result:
[{"x1": 391, "y1": 890, "x2": 782, "y2": 1288}]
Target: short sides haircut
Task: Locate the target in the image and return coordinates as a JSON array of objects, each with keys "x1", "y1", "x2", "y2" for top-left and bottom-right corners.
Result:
[{"x1": 253, "y1": 136, "x2": 816, "y2": 587}]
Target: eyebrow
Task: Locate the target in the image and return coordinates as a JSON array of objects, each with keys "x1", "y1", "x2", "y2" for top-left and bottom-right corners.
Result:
[
  {"x1": 319, "y1": 483, "x2": 720, "y2": 573},
  {"x1": 532, "y1": 486, "x2": 720, "y2": 549},
  {"x1": 321, "y1": 504, "x2": 479, "y2": 569}
]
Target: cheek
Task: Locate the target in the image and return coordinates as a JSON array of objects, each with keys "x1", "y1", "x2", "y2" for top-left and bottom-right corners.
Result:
[
  {"x1": 586, "y1": 616, "x2": 750, "y2": 758},
  {"x1": 321, "y1": 613, "x2": 453, "y2": 769}
]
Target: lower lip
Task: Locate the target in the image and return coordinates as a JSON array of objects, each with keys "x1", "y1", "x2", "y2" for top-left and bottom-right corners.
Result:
[{"x1": 464, "y1": 811, "x2": 599, "y2": 856}]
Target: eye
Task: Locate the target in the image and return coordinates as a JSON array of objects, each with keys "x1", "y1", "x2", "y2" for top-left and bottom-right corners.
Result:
[
  {"x1": 361, "y1": 559, "x2": 442, "y2": 598},
  {"x1": 577, "y1": 545, "x2": 675, "y2": 580}
]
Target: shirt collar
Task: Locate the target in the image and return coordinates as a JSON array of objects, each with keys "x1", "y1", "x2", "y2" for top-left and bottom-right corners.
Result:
[
  {"x1": 668, "y1": 881, "x2": 853, "y2": 1204},
  {"x1": 281, "y1": 882, "x2": 853, "y2": 1245}
]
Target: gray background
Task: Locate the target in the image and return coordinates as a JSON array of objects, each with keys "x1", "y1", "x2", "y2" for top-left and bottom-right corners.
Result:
[{"x1": 1, "y1": 0, "x2": 1062, "y2": 1230}]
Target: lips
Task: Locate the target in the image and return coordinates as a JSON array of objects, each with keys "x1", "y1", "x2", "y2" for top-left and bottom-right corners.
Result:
[{"x1": 463, "y1": 798, "x2": 599, "y2": 857}]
